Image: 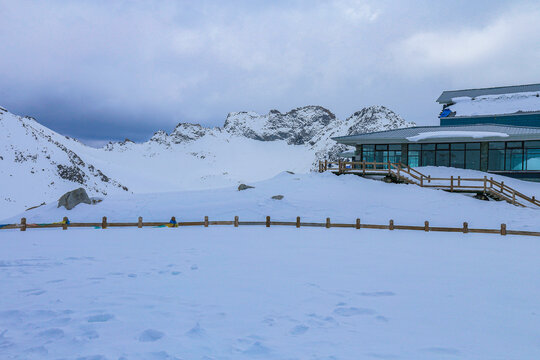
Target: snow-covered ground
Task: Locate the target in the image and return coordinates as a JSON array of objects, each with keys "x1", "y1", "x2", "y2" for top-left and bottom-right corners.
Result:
[
  {"x1": 1, "y1": 226, "x2": 539, "y2": 359},
  {"x1": 4, "y1": 170, "x2": 540, "y2": 231}
]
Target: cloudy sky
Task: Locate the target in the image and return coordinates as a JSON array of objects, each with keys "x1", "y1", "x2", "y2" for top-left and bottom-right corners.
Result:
[{"x1": 1, "y1": 0, "x2": 539, "y2": 145}]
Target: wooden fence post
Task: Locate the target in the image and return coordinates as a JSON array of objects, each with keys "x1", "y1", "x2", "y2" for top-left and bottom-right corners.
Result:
[
  {"x1": 458, "y1": 176, "x2": 461, "y2": 187},
  {"x1": 450, "y1": 176, "x2": 454, "y2": 192},
  {"x1": 424, "y1": 221, "x2": 429, "y2": 232},
  {"x1": 204, "y1": 216, "x2": 209, "y2": 227},
  {"x1": 483, "y1": 176, "x2": 487, "y2": 193},
  {"x1": 362, "y1": 161, "x2": 366, "y2": 176},
  {"x1": 296, "y1": 216, "x2": 300, "y2": 228},
  {"x1": 20, "y1": 217, "x2": 26, "y2": 232},
  {"x1": 463, "y1": 222, "x2": 468, "y2": 233},
  {"x1": 324, "y1": 160, "x2": 328, "y2": 171},
  {"x1": 512, "y1": 190, "x2": 516, "y2": 205},
  {"x1": 326, "y1": 217, "x2": 330, "y2": 228},
  {"x1": 389, "y1": 219, "x2": 394, "y2": 230},
  {"x1": 266, "y1": 216, "x2": 270, "y2": 227},
  {"x1": 490, "y1": 177, "x2": 493, "y2": 189},
  {"x1": 500, "y1": 223, "x2": 507, "y2": 236},
  {"x1": 138, "y1": 217, "x2": 143, "y2": 228},
  {"x1": 356, "y1": 218, "x2": 360, "y2": 229},
  {"x1": 102, "y1": 216, "x2": 107, "y2": 229},
  {"x1": 62, "y1": 217, "x2": 68, "y2": 230},
  {"x1": 234, "y1": 216, "x2": 239, "y2": 227},
  {"x1": 501, "y1": 181, "x2": 504, "y2": 192},
  {"x1": 420, "y1": 176, "x2": 423, "y2": 187}
]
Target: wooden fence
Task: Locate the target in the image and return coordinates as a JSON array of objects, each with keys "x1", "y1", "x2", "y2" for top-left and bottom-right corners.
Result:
[
  {"x1": 319, "y1": 160, "x2": 540, "y2": 208},
  {"x1": 1, "y1": 216, "x2": 539, "y2": 237}
]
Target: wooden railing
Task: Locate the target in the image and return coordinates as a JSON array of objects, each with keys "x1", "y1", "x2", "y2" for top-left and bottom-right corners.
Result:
[
  {"x1": 1, "y1": 215, "x2": 539, "y2": 237},
  {"x1": 319, "y1": 160, "x2": 540, "y2": 208}
]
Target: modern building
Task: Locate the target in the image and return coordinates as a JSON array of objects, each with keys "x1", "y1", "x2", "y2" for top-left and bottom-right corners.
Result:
[{"x1": 333, "y1": 84, "x2": 540, "y2": 179}]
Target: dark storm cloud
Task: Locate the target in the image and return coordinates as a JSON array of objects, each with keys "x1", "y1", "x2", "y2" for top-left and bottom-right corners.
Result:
[{"x1": 0, "y1": 0, "x2": 539, "y2": 143}]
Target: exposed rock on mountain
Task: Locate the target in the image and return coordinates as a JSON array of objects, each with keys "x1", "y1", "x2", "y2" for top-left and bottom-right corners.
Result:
[{"x1": 224, "y1": 106, "x2": 336, "y2": 145}]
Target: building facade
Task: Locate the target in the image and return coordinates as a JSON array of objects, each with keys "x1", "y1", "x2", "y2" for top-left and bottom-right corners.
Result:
[{"x1": 333, "y1": 84, "x2": 540, "y2": 179}]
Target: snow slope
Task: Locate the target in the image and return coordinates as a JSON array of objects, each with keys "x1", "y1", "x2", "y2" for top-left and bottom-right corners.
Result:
[
  {"x1": 0, "y1": 108, "x2": 128, "y2": 218},
  {"x1": 0, "y1": 105, "x2": 413, "y2": 218},
  {"x1": 6, "y1": 170, "x2": 540, "y2": 232}
]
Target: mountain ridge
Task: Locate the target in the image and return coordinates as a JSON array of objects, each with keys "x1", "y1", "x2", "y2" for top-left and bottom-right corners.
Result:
[{"x1": 1, "y1": 104, "x2": 414, "y2": 219}]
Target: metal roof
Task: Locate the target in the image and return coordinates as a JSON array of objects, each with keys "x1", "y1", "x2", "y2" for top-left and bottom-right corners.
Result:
[
  {"x1": 333, "y1": 124, "x2": 540, "y2": 145},
  {"x1": 436, "y1": 83, "x2": 540, "y2": 104}
]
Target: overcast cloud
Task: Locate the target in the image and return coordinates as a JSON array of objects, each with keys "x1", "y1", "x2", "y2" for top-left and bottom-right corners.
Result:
[{"x1": 1, "y1": 0, "x2": 539, "y2": 145}]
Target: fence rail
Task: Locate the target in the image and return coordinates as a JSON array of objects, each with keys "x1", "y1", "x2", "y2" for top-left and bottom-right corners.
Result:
[
  {"x1": 1, "y1": 216, "x2": 538, "y2": 237},
  {"x1": 319, "y1": 160, "x2": 540, "y2": 208}
]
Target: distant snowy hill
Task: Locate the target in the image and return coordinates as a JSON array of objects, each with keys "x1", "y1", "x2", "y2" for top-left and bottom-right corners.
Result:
[{"x1": 0, "y1": 105, "x2": 413, "y2": 218}]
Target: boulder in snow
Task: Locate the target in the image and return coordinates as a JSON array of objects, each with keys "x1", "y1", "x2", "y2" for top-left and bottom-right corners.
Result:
[
  {"x1": 238, "y1": 184, "x2": 255, "y2": 191},
  {"x1": 271, "y1": 195, "x2": 284, "y2": 200},
  {"x1": 57, "y1": 188, "x2": 91, "y2": 210}
]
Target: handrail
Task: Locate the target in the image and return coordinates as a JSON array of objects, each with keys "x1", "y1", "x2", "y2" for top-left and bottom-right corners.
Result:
[{"x1": 318, "y1": 160, "x2": 540, "y2": 208}]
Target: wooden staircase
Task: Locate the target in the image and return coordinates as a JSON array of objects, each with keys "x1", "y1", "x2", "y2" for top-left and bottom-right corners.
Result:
[{"x1": 319, "y1": 160, "x2": 540, "y2": 208}]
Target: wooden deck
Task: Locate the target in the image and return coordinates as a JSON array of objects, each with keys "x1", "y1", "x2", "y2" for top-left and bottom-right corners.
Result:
[{"x1": 319, "y1": 160, "x2": 540, "y2": 208}]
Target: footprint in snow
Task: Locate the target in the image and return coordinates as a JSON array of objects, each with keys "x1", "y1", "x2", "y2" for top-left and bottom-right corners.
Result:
[
  {"x1": 185, "y1": 323, "x2": 206, "y2": 338},
  {"x1": 38, "y1": 328, "x2": 65, "y2": 341},
  {"x1": 359, "y1": 291, "x2": 396, "y2": 297},
  {"x1": 242, "y1": 341, "x2": 271, "y2": 355},
  {"x1": 139, "y1": 329, "x2": 164, "y2": 342},
  {"x1": 290, "y1": 325, "x2": 309, "y2": 335},
  {"x1": 333, "y1": 307, "x2": 375, "y2": 317},
  {"x1": 87, "y1": 314, "x2": 114, "y2": 323}
]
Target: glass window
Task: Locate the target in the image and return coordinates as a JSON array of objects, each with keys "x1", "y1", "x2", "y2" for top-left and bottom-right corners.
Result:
[
  {"x1": 506, "y1": 141, "x2": 522, "y2": 149},
  {"x1": 388, "y1": 150, "x2": 401, "y2": 163},
  {"x1": 408, "y1": 150, "x2": 420, "y2": 167},
  {"x1": 525, "y1": 141, "x2": 540, "y2": 148},
  {"x1": 436, "y1": 150, "x2": 450, "y2": 167},
  {"x1": 505, "y1": 148, "x2": 523, "y2": 170},
  {"x1": 408, "y1": 144, "x2": 421, "y2": 151},
  {"x1": 422, "y1": 144, "x2": 435, "y2": 150},
  {"x1": 466, "y1": 143, "x2": 481, "y2": 150},
  {"x1": 488, "y1": 149, "x2": 505, "y2": 171},
  {"x1": 362, "y1": 145, "x2": 374, "y2": 163},
  {"x1": 489, "y1": 142, "x2": 505, "y2": 149},
  {"x1": 451, "y1": 143, "x2": 465, "y2": 150},
  {"x1": 525, "y1": 148, "x2": 540, "y2": 170},
  {"x1": 451, "y1": 150, "x2": 465, "y2": 168},
  {"x1": 422, "y1": 149, "x2": 435, "y2": 166},
  {"x1": 389, "y1": 144, "x2": 401, "y2": 150},
  {"x1": 465, "y1": 150, "x2": 481, "y2": 170},
  {"x1": 436, "y1": 143, "x2": 449, "y2": 150},
  {"x1": 376, "y1": 144, "x2": 388, "y2": 150}
]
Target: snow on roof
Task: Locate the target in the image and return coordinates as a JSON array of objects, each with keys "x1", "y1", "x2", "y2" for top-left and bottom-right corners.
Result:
[
  {"x1": 334, "y1": 124, "x2": 540, "y2": 144},
  {"x1": 406, "y1": 131, "x2": 509, "y2": 142},
  {"x1": 446, "y1": 91, "x2": 540, "y2": 118},
  {"x1": 436, "y1": 83, "x2": 540, "y2": 104}
]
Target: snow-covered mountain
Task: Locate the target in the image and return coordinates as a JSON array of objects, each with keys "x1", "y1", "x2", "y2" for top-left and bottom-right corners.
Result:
[
  {"x1": 0, "y1": 107, "x2": 129, "y2": 218},
  {"x1": 0, "y1": 104, "x2": 414, "y2": 218}
]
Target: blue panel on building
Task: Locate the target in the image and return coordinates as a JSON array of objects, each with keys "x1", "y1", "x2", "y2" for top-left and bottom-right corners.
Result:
[{"x1": 440, "y1": 113, "x2": 540, "y2": 127}]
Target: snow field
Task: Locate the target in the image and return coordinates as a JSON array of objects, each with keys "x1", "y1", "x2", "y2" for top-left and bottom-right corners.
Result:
[
  {"x1": 6, "y1": 171, "x2": 540, "y2": 232},
  {"x1": 1, "y1": 227, "x2": 539, "y2": 359}
]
